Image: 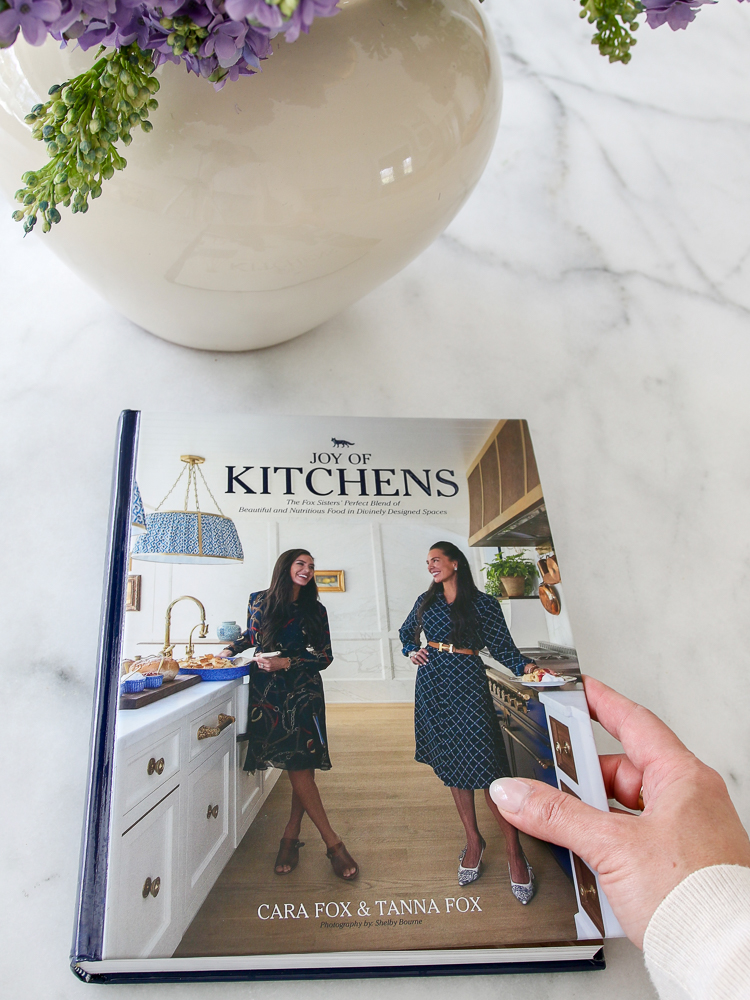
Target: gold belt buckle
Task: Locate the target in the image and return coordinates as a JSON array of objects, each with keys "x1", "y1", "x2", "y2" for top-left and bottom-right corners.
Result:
[{"x1": 438, "y1": 642, "x2": 453, "y2": 653}]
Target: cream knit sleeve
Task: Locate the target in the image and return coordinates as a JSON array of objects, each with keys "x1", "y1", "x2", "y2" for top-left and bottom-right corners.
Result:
[{"x1": 643, "y1": 865, "x2": 750, "y2": 1000}]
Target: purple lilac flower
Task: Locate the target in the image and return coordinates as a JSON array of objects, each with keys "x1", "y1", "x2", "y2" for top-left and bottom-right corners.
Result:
[
  {"x1": 642, "y1": 0, "x2": 716, "y2": 30},
  {"x1": 0, "y1": 0, "x2": 61, "y2": 46},
  {"x1": 3, "y1": 0, "x2": 339, "y2": 88}
]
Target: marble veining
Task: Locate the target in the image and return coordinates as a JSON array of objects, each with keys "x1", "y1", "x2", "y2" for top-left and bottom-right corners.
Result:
[{"x1": 3, "y1": 0, "x2": 750, "y2": 997}]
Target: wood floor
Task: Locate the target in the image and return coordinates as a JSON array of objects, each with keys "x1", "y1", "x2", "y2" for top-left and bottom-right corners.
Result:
[{"x1": 175, "y1": 704, "x2": 578, "y2": 958}]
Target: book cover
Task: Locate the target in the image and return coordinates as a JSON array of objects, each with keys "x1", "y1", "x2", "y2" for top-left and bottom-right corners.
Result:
[{"x1": 71, "y1": 412, "x2": 620, "y2": 983}]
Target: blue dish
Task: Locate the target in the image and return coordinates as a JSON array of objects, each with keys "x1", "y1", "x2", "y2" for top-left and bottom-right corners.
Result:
[
  {"x1": 121, "y1": 677, "x2": 145, "y2": 693},
  {"x1": 143, "y1": 674, "x2": 163, "y2": 689},
  {"x1": 177, "y1": 662, "x2": 249, "y2": 682}
]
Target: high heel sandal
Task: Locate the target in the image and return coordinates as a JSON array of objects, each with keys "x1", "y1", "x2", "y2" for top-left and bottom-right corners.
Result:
[
  {"x1": 274, "y1": 837, "x2": 304, "y2": 875},
  {"x1": 508, "y1": 854, "x2": 535, "y2": 905},
  {"x1": 458, "y1": 838, "x2": 486, "y2": 886},
  {"x1": 326, "y1": 841, "x2": 359, "y2": 880}
]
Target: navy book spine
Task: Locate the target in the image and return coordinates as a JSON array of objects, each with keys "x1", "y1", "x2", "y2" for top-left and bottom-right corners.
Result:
[{"x1": 70, "y1": 410, "x2": 139, "y2": 967}]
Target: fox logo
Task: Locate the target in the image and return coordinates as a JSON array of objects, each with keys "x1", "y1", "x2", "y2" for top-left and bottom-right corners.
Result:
[{"x1": 331, "y1": 437, "x2": 355, "y2": 448}]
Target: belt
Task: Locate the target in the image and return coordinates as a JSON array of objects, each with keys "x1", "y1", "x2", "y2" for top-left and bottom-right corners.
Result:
[{"x1": 427, "y1": 641, "x2": 479, "y2": 656}]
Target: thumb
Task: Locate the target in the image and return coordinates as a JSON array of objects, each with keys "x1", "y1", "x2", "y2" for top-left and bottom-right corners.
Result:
[{"x1": 490, "y1": 777, "x2": 615, "y2": 864}]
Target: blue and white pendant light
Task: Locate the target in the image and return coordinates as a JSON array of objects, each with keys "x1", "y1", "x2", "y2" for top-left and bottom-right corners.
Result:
[
  {"x1": 130, "y1": 481, "x2": 147, "y2": 535},
  {"x1": 132, "y1": 455, "x2": 244, "y2": 565}
]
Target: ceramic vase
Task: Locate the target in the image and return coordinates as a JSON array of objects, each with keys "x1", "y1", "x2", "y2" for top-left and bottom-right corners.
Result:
[
  {"x1": 216, "y1": 621, "x2": 242, "y2": 642},
  {"x1": 0, "y1": 0, "x2": 502, "y2": 350}
]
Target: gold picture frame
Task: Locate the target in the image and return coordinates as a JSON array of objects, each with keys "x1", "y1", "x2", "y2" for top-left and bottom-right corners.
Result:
[
  {"x1": 314, "y1": 570, "x2": 345, "y2": 593},
  {"x1": 126, "y1": 574, "x2": 142, "y2": 612}
]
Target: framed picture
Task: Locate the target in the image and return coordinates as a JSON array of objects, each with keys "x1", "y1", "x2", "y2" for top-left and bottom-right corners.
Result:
[
  {"x1": 314, "y1": 570, "x2": 345, "y2": 592},
  {"x1": 125, "y1": 574, "x2": 141, "y2": 611}
]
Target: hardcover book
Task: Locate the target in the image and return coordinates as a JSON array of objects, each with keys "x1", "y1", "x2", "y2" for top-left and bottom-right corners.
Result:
[{"x1": 71, "y1": 411, "x2": 622, "y2": 984}]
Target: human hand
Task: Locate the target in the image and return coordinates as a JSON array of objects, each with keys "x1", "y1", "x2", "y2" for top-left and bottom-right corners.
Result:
[
  {"x1": 217, "y1": 649, "x2": 234, "y2": 659},
  {"x1": 489, "y1": 676, "x2": 750, "y2": 949},
  {"x1": 410, "y1": 648, "x2": 429, "y2": 665},
  {"x1": 255, "y1": 654, "x2": 291, "y2": 672}
]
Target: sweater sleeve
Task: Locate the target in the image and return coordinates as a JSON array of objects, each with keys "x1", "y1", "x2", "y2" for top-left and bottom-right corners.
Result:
[
  {"x1": 476, "y1": 593, "x2": 533, "y2": 676},
  {"x1": 643, "y1": 865, "x2": 750, "y2": 1000}
]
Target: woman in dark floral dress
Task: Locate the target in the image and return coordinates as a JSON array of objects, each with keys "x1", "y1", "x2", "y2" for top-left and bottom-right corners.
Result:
[
  {"x1": 399, "y1": 541, "x2": 537, "y2": 904},
  {"x1": 220, "y1": 548, "x2": 358, "y2": 880}
]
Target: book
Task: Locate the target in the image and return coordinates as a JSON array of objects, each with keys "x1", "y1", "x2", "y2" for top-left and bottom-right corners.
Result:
[{"x1": 71, "y1": 411, "x2": 622, "y2": 984}]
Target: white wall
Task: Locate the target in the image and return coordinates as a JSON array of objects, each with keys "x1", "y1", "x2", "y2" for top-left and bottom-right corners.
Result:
[{"x1": 124, "y1": 517, "x2": 498, "y2": 702}]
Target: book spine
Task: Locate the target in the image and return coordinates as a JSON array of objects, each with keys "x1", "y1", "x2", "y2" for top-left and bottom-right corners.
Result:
[{"x1": 70, "y1": 410, "x2": 140, "y2": 966}]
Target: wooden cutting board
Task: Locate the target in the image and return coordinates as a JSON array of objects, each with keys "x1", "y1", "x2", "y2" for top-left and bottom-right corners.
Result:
[{"x1": 119, "y1": 672, "x2": 201, "y2": 710}]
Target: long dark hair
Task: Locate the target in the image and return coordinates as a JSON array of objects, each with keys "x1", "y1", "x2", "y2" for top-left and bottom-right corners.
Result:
[
  {"x1": 259, "y1": 548, "x2": 325, "y2": 651},
  {"x1": 417, "y1": 541, "x2": 482, "y2": 647}
]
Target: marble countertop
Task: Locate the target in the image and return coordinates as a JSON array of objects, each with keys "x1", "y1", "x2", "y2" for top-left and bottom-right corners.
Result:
[
  {"x1": 3, "y1": 0, "x2": 750, "y2": 997},
  {"x1": 115, "y1": 678, "x2": 241, "y2": 746}
]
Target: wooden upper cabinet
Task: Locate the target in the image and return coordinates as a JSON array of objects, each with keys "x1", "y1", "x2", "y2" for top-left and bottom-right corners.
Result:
[{"x1": 467, "y1": 420, "x2": 552, "y2": 547}]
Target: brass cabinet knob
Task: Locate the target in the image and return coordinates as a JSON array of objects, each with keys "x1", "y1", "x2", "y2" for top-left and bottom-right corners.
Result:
[
  {"x1": 555, "y1": 741, "x2": 572, "y2": 756},
  {"x1": 147, "y1": 757, "x2": 166, "y2": 775},
  {"x1": 578, "y1": 883, "x2": 597, "y2": 898},
  {"x1": 142, "y1": 876, "x2": 161, "y2": 898},
  {"x1": 206, "y1": 803, "x2": 219, "y2": 819}
]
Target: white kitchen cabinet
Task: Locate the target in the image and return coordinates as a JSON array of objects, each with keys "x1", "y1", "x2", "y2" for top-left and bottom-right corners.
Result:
[
  {"x1": 103, "y1": 678, "x2": 280, "y2": 960},
  {"x1": 539, "y1": 689, "x2": 624, "y2": 940},
  {"x1": 185, "y1": 739, "x2": 233, "y2": 917},
  {"x1": 104, "y1": 787, "x2": 181, "y2": 959}
]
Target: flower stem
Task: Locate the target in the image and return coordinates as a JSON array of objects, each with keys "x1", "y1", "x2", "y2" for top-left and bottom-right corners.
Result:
[
  {"x1": 579, "y1": 0, "x2": 645, "y2": 64},
  {"x1": 13, "y1": 44, "x2": 160, "y2": 234}
]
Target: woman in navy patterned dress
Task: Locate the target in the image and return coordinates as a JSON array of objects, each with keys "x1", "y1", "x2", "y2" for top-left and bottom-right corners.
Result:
[
  {"x1": 219, "y1": 549, "x2": 358, "y2": 881},
  {"x1": 399, "y1": 541, "x2": 538, "y2": 904}
]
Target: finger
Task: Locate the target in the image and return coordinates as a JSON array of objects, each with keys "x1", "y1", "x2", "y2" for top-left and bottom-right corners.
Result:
[
  {"x1": 599, "y1": 753, "x2": 644, "y2": 809},
  {"x1": 582, "y1": 676, "x2": 688, "y2": 770},
  {"x1": 490, "y1": 777, "x2": 623, "y2": 863}
]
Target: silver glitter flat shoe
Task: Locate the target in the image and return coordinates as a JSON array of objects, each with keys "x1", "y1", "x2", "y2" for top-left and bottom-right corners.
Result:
[
  {"x1": 509, "y1": 855, "x2": 535, "y2": 904},
  {"x1": 458, "y1": 838, "x2": 485, "y2": 886}
]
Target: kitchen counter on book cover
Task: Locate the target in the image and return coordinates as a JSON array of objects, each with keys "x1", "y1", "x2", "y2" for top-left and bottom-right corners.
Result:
[{"x1": 5, "y1": 1, "x2": 750, "y2": 998}]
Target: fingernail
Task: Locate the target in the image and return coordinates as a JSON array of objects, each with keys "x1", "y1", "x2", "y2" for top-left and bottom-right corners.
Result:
[{"x1": 490, "y1": 778, "x2": 531, "y2": 813}]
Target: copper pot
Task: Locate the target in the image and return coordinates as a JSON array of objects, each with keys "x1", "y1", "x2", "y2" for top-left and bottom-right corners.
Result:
[
  {"x1": 538, "y1": 583, "x2": 561, "y2": 615},
  {"x1": 538, "y1": 555, "x2": 561, "y2": 586}
]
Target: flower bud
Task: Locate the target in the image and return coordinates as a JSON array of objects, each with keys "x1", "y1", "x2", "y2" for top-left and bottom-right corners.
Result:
[
  {"x1": 147, "y1": 77, "x2": 160, "y2": 94},
  {"x1": 48, "y1": 84, "x2": 61, "y2": 95},
  {"x1": 141, "y1": 120, "x2": 153, "y2": 133},
  {"x1": 62, "y1": 87, "x2": 75, "y2": 105},
  {"x1": 91, "y1": 184, "x2": 102, "y2": 199},
  {"x1": 12, "y1": 210, "x2": 24, "y2": 222},
  {"x1": 49, "y1": 207, "x2": 61, "y2": 224},
  {"x1": 22, "y1": 171, "x2": 38, "y2": 185},
  {"x1": 52, "y1": 101, "x2": 67, "y2": 119},
  {"x1": 119, "y1": 70, "x2": 132, "y2": 85}
]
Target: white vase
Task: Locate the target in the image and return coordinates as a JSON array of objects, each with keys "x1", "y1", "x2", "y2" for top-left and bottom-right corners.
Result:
[{"x1": 0, "y1": 0, "x2": 501, "y2": 350}]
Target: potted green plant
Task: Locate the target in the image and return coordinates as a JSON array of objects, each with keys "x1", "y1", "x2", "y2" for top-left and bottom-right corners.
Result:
[{"x1": 484, "y1": 551, "x2": 538, "y2": 599}]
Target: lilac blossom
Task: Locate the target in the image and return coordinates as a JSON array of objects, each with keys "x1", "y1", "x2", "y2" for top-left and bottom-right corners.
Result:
[
  {"x1": 642, "y1": 0, "x2": 716, "y2": 30},
  {"x1": 0, "y1": 0, "x2": 61, "y2": 46}
]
